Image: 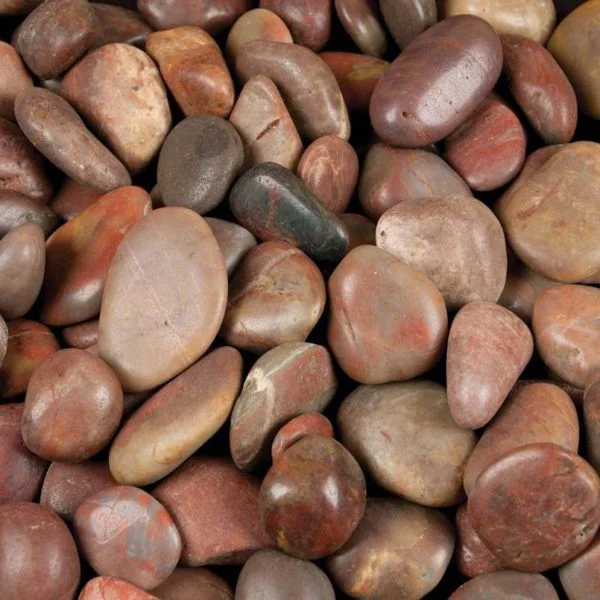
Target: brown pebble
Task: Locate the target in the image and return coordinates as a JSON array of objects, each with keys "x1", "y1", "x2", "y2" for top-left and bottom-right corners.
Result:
[
  {"x1": 205, "y1": 217, "x2": 256, "y2": 277},
  {"x1": 49, "y1": 177, "x2": 102, "y2": 221},
  {"x1": 271, "y1": 412, "x2": 334, "y2": 463},
  {"x1": 91, "y1": 3, "x2": 152, "y2": 49},
  {"x1": 335, "y1": 0, "x2": 387, "y2": 57},
  {"x1": 153, "y1": 567, "x2": 233, "y2": 600},
  {"x1": 0, "y1": 190, "x2": 57, "y2": 237},
  {"x1": 559, "y1": 532, "x2": 600, "y2": 600},
  {"x1": 339, "y1": 213, "x2": 375, "y2": 250},
  {"x1": 0, "y1": 41, "x2": 32, "y2": 121},
  {"x1": 450, "y1": 570, "x2": 559, "y2": 600},
  {"x1": 79, "y1": 577, "x2": 158, "y2": 600},
  {"x1": 62, "y1": 319, "x2": 99, "y2": 349}
]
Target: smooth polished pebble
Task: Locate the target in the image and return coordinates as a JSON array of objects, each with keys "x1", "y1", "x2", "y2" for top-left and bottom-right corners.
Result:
[
  {"x1": 205, "y1": 218, "x2": 256, "y2": 277},
  {"x1": 327, "y1": 498, "x2": 455, "y2": 600},
  {"x1": 260, "y1": 435, "x2": 366, "y2": 559},
  {"x1": 91, "y1": 3, "x2": 152, "y2": 49},
  {"x1": 62, "y1": 43, "x2": 172, "y2": 174},
  {"x1": 0, "y1": 502, "x2": 80, "y2": 600},
  {"x1": 153, "y1": 567, "x2": 233, "y2": 600},
  {"x1": 230, "y1": 342, "x2": 336, "y2": 471},
  {"x1": 328, "y1": 245, "x2": 447, "y2": 384},
  {"x1": 49, "y1": 177, "x2": 102, "y2": 221},
  {"x1": 0, "y1": 190, "x2": 57, "y2": 237},
  {"x1": 14, "y1": 87, "x2": 131, "y2": 193},
  {"x1": 271, "y1": 412, "x2": 334, "y2": 463},
  {"x1": 62, "y1": 319, "x2": 99, "y2": 349},
  {"x1": 75, "y1": 485, "x2": 181, "y2": 590},
  {"x1": 584, "y1": 380, "x2": 600, "y2": 473},
  {"x1": 335, "y1": 0, "x2": 387, "y2": 57},
  {"x1": 158, "y1": 115, "x2": 243, "y2": 214},
  {"x1": 468, "y1": 443, "x2": 600, "y2": 571},
  {"x1": 153, "y1": 457, "x2": 272, "y2": 566},
  {"x1": 339, "y1": 213, "x2": 375, "y2": 250},
  {"x1": 377, "y1": 196, "x2": 507, "y2": 310},
  {"x1": 98, "y1": 207, "x2": 227, "y2": 392},
  {"x1": 339, "y1": 381, "x2": 476, "y2": 506},
  {"x1": 0, "y1": 41, "x2": 32, "y2": 121},
  {"x1": 559, "y1": 532, "x2": 600, "y2": 600},
  {"x1": 236, "y1": 40, "x2": 350, "y2": 141},
  {"x1": 449, "y1": 571, "x2": 559, "y2": 600},
  {"x1": 370, "y1": 15, "x2": 502, "y2": 147},
  {"x1": 380, "y1": 0, "x2": 437, "y2": 49},
  {"x1": 79, "y1": 577, "x2": 159, "y2": 600}
]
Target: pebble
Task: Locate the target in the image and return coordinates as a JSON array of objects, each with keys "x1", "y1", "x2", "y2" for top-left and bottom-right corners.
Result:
[
  {"x1": 62, "y1": 319, "x2": 99, "y2": 349},
  {"x1": 79, "y1": 577, "x2": 159, "y2": 600},
  {"x1": 49, "y1": 177, "x2": 102, "y2": 221},
  {"x1": 584, "y1": 380, "x2": 600, "y2": 473},
  {"x1": 205, "y1": 217, "x2": 256, "y2": 277},
  {"x1": 271, "y1": 412, "x2": 334, "y2": 462},
  {"x1": 339, "y1": 213, "x2": 375, "y2": 250},
  {"x1": 380, "y1": 0, "x2": 437, "y2": 49},
  {"x1": 0, "y1": 190, "x2": 57, "y2": 237},
  {"x1": 559, "y1": 532, "x2": 600, "y2": 600},
  {"x1": 334, "y1": 0, "x2": 387, "y2": 57},
  {"x1": 449, "y1": 571, "x2": 559, "y2": 600},
  {"x1": 91, "y1": 3, "x2": 152, "y2": 49},
  {"x1": 0, "y1": 41, "x2": 32, "y2": 121},
  {"x1": 152, "y1": 567, "x2": 233, "y2": 600}
]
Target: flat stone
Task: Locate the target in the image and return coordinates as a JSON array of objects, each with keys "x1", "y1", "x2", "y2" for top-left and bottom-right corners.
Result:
[
  {"x1": 62, "y1": 43, "x2": 172, "y2": 174},
  {"x1": 271, "y1": 412, "x2": 334, "y2": 463},
  {"x1": 62, "y1": 319, "x2": 99, "y2": 349},
  {"x1": 338, "y1": 381, "x2": 476, "y2": 506},
  {"x1": 158, "y1": 115, "x2": 243, "y2": 214},
  {"x1": 49, "y1": 177, "x2": 102, "y2": 221},
  {"x1": 328, "y1": 245, "x2": 447, "y2": 384},
  {"x1": 91, "y1": 3, "x2": 152, "y2": 49},
  {"x1": 584, "y1": 381, "x2": 600, "y2": 473},
  {"x1": 335, "y1": 0, "x2": 386, "y2": 56},
  {"x1": 220, "y1": 242, "x2": 326, "y2": 354},
  {"x1": 260, "y1": 435, "x2": 366, "y2": 559},
  {"x1": 0, "y1": 190, "x2": 57, "y2": 237},
  {"x1": 326, "y1": 498, "x2": 455, "y2": 599},
  {"x1": 380, "y1": 0, "x2": 437, "y2": 49},
  {"x1": 339, "y1": 213, "x2": 375, "y2": 250},
  {"x1": 0, "y1": 41, "x2": 32, "y2": 121},
  {"x1": 153, "y1": 457, "x2": 272, "y2": 566},
  {"x1": 98, "y1": 207, "x2": 228, "y2": 392},
  {"x1": 79, "y1": 577, "x2": 158, "y2": 600},
  {"x1": 75, "y1": 485, "x2": 181, "y2": 590},
  {"x1": 230, "y1": 342, "x2": 336, "y2": 471},
  {"x1": 230, "y1": 162, "x2": 349, "y2": 263},
  {"x1": 449, "y1": 571, "x2": 559, "y2": 600},
  {"x1": 559, "y1": 532, "x2": 600, "y2": 600},
  {"x1": 468, "y1": 443, "x2": 600, "y2": 571},
  {"x1": 447, "y1": 301, "x2": 533, "y2": 429},
  {"x1": 370, "y1": 15, "x2": 502, "y2": 147},
  {"x1": 205, "y1": 217, "x2": 256, "y2": 277},
  {"x1": 152, "y1": 568, "x2": 233, "y2": 600}
]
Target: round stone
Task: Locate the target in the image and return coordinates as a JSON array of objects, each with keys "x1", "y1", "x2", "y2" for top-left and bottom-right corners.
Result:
[
  {"x1": 152, "y1": 567, "x2": 233, "y2": 600},
  {"x1": 449, "y1": 571, "x2": 559, "y2": 600},
  {"x1": 272, "y1": 413, "x2": 334, "y2": 463},
  {"x1": 62, "y1": 319, "x2": 99, "y2": 350}
]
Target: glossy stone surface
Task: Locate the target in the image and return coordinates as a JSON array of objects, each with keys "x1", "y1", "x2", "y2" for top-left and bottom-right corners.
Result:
[
  {"x1": 14, "y1": 0, "x2": 97, "y2": 79},
  {"x1": 146, "y1": 27, "x2": 234, "y2": 118},
  {"x1": 152, "y1": 568, "x2": 233, "y2": 600},
  {"x1": 449, "y1": 571, "x2": 559, "y2": 600},
  {"x1": 220, "y1": 242, "x2": 326, "y2": 354},
  {"x1": 584, "y1": 381, "x2": 600, "y2": 473},
  {"x1": 110, "y1": 347, "x2": 242, "y2": 486},
  {"x1": 496, "y1": 142, "x2": 600, "y2": 283},
  {"x1": 0, "y1": 403, "x2": 47, "y2": 504},
  {"x1": 463, "y1": 382, "x2": 579, "y2": 495},
  {"x1": 14, "y1": 88, "x2": 131, "y2": 193},
  {"x1": 0, "y1": 502, "x2": 80, "y2": 600},
  {"x1": 377, "y1": 196, "x2": 507, "y2": 310},
  {"x1": 62, "y1": 319, "x2": 99, "y2": 349},
  {"x1": 339, "y1": 381, "x2": 476, "y2": 506},
  {"x1": 548, "y1": 0, "x2": 600, "y2": 119},
  {"x1": 328, "y1": 245, "x2": 447, "y2": 384},
  {"x1": 380, "y1": 0, "x2": 437, "y2": 49},
  {"x1": 153, "y1": 457, "x2": 271, "y2": 566},
  {"x1": 91, "y1": 3, "x2": 152, "y2": 49},
  {"x1": 79, "y1": 577, "x2": 158, "y2": 600},
  {"x1": 370, "y1": 15, "x2": 502, "y2": 147},
  {"x1": 335, "y1": 0, "x2": 387, "y2": 57},
  {"x1": 502, "y1": 34, "x2": 577, "y2": 144},
  {"x1": 62, "y1": 43, "x2": 171, "y2": 174},
  {"x1": 339, "y1": 213, "x2": 375, "y2": 250},
  {"x1": 0, "y1": 117, "x2": 53, "y2": 203},
  {"x1": 327, "y1": 498, "x2": 455, "y2": 599},
  {"x1": 22, "y1": 348, "x2": 123, "y2": 462},
  {"x1": 98, "y1": 207, "x2": 227, "y2": 392},
  {"x1": 559, "y1": 532, "x2": 600, "y2": 600},
  {"x1": 49, "y1": 178, "x2": 102, "y2": 221},
  {"x1": 236, "y1": 41, "x2": 350, "y2": 141},
  {"x1": 272, "y1": 412, "x2": 334, "y2": 463},
  {"x1": 42, "y1": 186, "x2": 151, "y2": 326},
  {"x1": 297, "y1": 135, "x2": 358, "y2": 214},
  {"x1": 0, "y1": 190, "x2": 57, "y2": 237},
  {"x1": 260, "y1": 435, "x2": 366, "y2": 559},
  {"x1": 0, "y1": 41, "x2": 32, "y2": 121},
  {"x1": 204, "y1": 218, "x2": 256, "y2": 277},
  {"x1": 447, "y1": 301, "x2": 533, "y2": 429},
  {"x1": 230, "y1": 342, "x2": 336, "y2": 471},
  {"x1": 533, "y1": 285, "x2": 600, "y2": 389},
  {"x1": 237, "y1": 549, "x2": 334, "y2": 599},
  {"x1": 468, "y1": 443, "x2": 600, "y2": 571},
  {"x1": 158, "y1": 116, "x2": 243, "y2": 214},
  {"x1": 445, "y1": 95, "x2": 526, "y2": 191},
  {"x1": 0, "y1": 223, "x2": 45, "y2": 319},
  {"x1": 230, "y1": 163, "x2": 349, "y2": 263},
  {"x1": 75, "y1": 485, "x2": 181, "y2": 590},
  {"x1": 358, "y1": 143, "x2": 469, "y2": 220}
]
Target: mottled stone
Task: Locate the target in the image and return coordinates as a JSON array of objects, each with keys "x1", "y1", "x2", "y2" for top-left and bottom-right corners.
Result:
[
  {"x1": 260, "y1": 435, "x2": 366, "y2": 559},
  {"x1": 0, "y1": 502, "x2": 80, "y2": 600},
  {"x1": 49, "y1": 178, "x2": 102, "y2": 221},
  {"x1": 0, "y1": 190, "x2": 57, "y2": 237},
  {"x1": 463, "y1": 382, "x2": 579, "y2": 495},
  {"x1": 502, "y1": 34, "x2": 577, "y2": 144},
  {"x1": 328, "y1": 245, "x2": 447, "y2": 384},
  {"x1": 327, "y1": 498, "x2": 455, "y2": 599},
  {"x1": 0, "y1": 42, "x2": 32, "y2": 121},
  {"x1": 559, "y1": 532, "x2": 600, "y2": 600},
  {"x1": 146, "y1": 27, "x2": 234, "y2": 118},
  {"x1": 220, "y1": 242, "x2": 326, "y2": 354},
  {"x1": 153, "y1": 457, "x2": 272, "y2": 566},
  {"x1": 62, "y1": 43, "x2": 171, "y2": 174},
  {"x1": 236, "y1": 41, "x2": 350, "y2": 141},
  {"x1": 204, "y1": 218, "x2": 256, "y2": 277},
  {"x1": 152, "y1": 568, "x2": 233, "y2": 600},
  {"x1": 79, "y1": 577, "x2": 159, "y2": 600},
  {"x1": 75, "y1": 485, "x2": 181, "y2": 590},
  {"x1": 272, "y1": 413, "x2": 334, "y2": 463},
  {"x1": 229, "y1": 75, "x2": 303, "y2": 170},
  {"x1": 158, "y1": 116, "x2": 243, "y2": 215},
  {"x1": 449, "y1": 571, "x2": 559, "y2": 600},
  {"x1": 98, "y1": 207, "x2": 227, "y2": 392},
  {"x1": 230, "y1": 342, "x2": 336, "y2": 471},
  {"x1": 447, "y1": 301, "x2": 533, "y2": 429},
  {"x1": 445, "y1": 95, "x2": 526, "y2": 191},
  {"x1": 358, "y1": 143, "x2": 469, "y2": 220},
  {"x1": 14, "y1": 0, "x2": 97, "y2": 79},
  {"x1": 370, "y1": 15, "x2": 502, "y2": 147},
  {"x1": 91, "y1": 3, "x2": 152, "y2": 49},
  {"x1": 339, "y1": 381, "x2": 476, "y2": 506},
  {"x1": 380, "y1": 0, "x2": 437, "y2": 49},
  {"x1": 14, "y1": 88, "x2": 131, "y2": 193},
  {"x1": 230, "y1": 162, "x2": 349, "y2": 263},
  {"x1": 339, "y1": 213, "x2": 375, "y2": 250},
  {"x1": 468, "y1": 443, "x2": 600, "y2": 571},
  {"x1": 62, "y1": 319, "x2": 99, "y2": 349}
]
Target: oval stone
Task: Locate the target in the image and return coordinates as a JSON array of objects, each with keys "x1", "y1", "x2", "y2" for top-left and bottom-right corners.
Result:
[
  {"x1": 91, "y1": 3, "x2": 152, "y2": 49},
  {"x1": 468, "y1": 443, "x2": 600, "y2": 571},
  {"x1": 559, "y1": 532, "x2": 600, "y2": 600},
  {"x1": 335, "y1": 0, "x2": 387, "y2": 57},
  {"x1": 272, "y1": 412, "x2": 334, "y2": 463},
  {"x1": 98, "y1": 207, "x2": 228, "y2": 392},
  {"x1": 584, "y1": 380, "x2": 600, "y2": 473},
  {"x1": 0, "y1": 190, "x2": 57, "y2": 237},
  {"x1": 152, "y1": 568, "x2": 232, "y2": 600},
  {"x1": 75, "y1": 485, "x2": 181, "y2": 590},
  {"x1": 339, "y1": 381, "x2": 476, "y2": 506},
  {"x1": 230, "y1": 342, "x2": 336, "y2": 471},
  {"x1": 204, "y1": 217, "x2": 256, "y2": 277},
  {"x1": 339, "y1": 213, "x2": 375, "y2": 250},
  {"x1": 0, "y1": 41, "x2": 32, "y2": 121},
  {"x1": 153, "y1": 457, "x2": 272, "y2": 566},
  {"x1": 79, "y1": 577, "x2": 158, "y2": 600},
  {"x1": 49, "y1": 177, "x2": 102, "y2": 221},
  {"x1": 326, "y1": 498, "x2": 455, "y2": 599},
  {"x1": 380, "y1": 0, "x2": 437, "y2": 49},
  {"x1": 370, "y1": 15, "x2": 502, "y2": 147},
  {"x1": 62, "y1": 319, "x2": 99, "y2": 349},
  {"x1": 449, "y1": 571, "x2": 559, "y2": 600}
]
